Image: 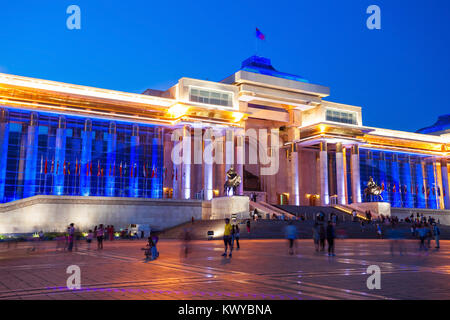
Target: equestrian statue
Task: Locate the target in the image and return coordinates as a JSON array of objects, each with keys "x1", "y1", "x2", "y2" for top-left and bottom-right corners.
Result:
[
  {"x1": 363, "y1": 176, "x2": 383, "y2": 201},
  {"x1": 224, "y1": 167, "x2": 241, "y2": 196}
]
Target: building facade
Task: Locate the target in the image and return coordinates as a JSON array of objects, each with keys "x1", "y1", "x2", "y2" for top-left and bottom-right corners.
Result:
[{"x1": 0, "y1": 56, "x2": 449, "y2": 211}]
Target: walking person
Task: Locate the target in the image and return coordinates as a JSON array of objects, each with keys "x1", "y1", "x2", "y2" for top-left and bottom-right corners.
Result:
[
  {"x1": 97, "y1": 224, "x2": 104, "y2": 250},
  {"x1": 233, "y1": 224, "x2": 240, "y2": 250},
  {"x1": 86, "y1": 229, "x2": 94, "y2": 250},
  {"x1": 109, "y1": 225, "x2": 114, "y2": 241},
  {"x1": 426, "y1": 223, "x2": 433, "y2": 249},
  {"x1": 285, "y1": 221, "x2": 298, "y2": 255},
  {"x1": 319, "y1": 223, "x2": 326, "y2": 252},
  {"x1": 433, "y1": 223, "x2": 441, "y2": 249},
  {"x1": 67, "y1": 223, "x2": 75, "y2": 252},
  {"x1": 326, "y1": 221, "x2": 336, "y2": 256},
  {"x1": 246, "y1": 219, "x2": 251, "y2": 234},
  {"x1": 222, "y1": 218, "x2": 233, "y2": 258},
  {"x1": 312, "y1": 222, "x2": 320, "y2": 252},
  {"x1": 418, "y1": 224, "x2": 428, "y2": 251}
]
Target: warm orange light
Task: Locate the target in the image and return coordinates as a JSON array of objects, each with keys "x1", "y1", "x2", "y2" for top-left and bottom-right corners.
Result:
[
  {"x1": 319, "y1": 124, "x2": 327, "y2": 133},
  {"x1": 167, "y1": 103, "x2": 189, "y2": 118},
  {"x1": 232, "y1": 112, "x2": 244, "y2": 123}
]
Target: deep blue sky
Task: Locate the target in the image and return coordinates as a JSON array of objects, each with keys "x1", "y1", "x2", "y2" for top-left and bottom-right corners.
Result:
[{"x1": 1, "y1": 0, "x2": 449, "y2": 132}]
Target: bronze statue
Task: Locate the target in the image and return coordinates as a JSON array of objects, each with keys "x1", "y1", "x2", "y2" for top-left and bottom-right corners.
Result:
[
  {"x1": 363, "y1": 176, "x2": 383, "y2": 201},
  {"x1": 224, "y1": 167, "x2": 241, "y2": 196}
]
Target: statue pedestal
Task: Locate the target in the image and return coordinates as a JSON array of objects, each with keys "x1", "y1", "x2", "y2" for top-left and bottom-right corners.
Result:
[
  {"x1": 348, "y1": 202, "x2": 391, "y2": 218},
  {"x1": 210, "y1": 196, "x2": 249, "y2": 220}
]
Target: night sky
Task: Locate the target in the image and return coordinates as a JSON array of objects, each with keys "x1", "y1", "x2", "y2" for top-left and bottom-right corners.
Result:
[{"x1": 1, "y1": 0, "x2": 449, "y2": 132}]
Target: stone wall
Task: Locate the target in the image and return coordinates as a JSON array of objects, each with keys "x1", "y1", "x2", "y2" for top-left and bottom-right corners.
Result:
[{"x1": 0, "y1": 195, "x2": 208, "y2": 233}]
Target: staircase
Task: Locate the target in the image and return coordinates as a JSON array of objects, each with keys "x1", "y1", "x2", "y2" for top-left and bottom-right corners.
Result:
[
  {"x1": 250, "y1": 201, "x2": 296, "y2": 220},
  {"x1": 157, "y1": 219, "x2": 450, "y2": 240}
]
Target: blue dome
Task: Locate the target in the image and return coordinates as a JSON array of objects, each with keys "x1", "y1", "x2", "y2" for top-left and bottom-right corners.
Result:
[
  {"x1": 240, "y1": 56, "x2": 309, "y2": 83},
  {"x1": 416, "y1": 114, "x2": 450, "y2": 135}
]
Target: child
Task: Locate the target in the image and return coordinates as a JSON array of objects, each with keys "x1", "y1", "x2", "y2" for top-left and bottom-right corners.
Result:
[
  {"x1": 146, "y1": 234, "x2": 159, "y2": 260},
  {"x1": 87, "y1": 229, "x2": 94, "y2": 250}
]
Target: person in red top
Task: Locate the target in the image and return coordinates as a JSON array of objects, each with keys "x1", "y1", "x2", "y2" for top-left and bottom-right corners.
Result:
[{"x1": 109, "y1": 225, "x2": 114, "y2": 241}]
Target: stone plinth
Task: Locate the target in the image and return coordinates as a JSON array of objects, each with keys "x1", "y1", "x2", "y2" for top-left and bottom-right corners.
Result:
[
  {"x1": 210, "y1": 196, "x2": 249, "y2": 220},
  {"x1": 348, "y1": 202, "x2": 391, "y2": 218},
  {"x1": 0, "y1": 195, "x2": 209, "y2": 233}
]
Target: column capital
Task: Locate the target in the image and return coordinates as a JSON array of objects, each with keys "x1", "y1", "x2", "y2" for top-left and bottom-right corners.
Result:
[
  {"x1": 351, "y1": 144, "x2": 359, "y2": 155},
  {"x1": 336, "y1": 142, "x2": 343, "y2": 153},
  {"x1": 319, "y1": 141, "x2": 327, "y2": 152}
]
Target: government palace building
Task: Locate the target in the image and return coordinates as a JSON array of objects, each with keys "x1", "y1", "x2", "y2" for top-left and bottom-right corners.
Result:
[{"x1": 1, "y1": 56, "x2": 449, "y2": 232}]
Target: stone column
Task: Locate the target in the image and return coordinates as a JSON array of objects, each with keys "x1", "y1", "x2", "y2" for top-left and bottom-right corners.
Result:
[
  {"x1": 80, "y1": 119, "x2": 92, "y2": 196},
  {"x1": 151, "y1": 127, "x2": 164, "y2": 198},
  {"x1": 319, "y1": 142, "x2": 329, "y2": 205},
  {"x1": 350, "y1": 145, "x2": 361, "y2": 203},
  {"x1": 290, "y1": 143, "x2": 300, "y2": 205},
  {"x1": 23, "y1": 112, "x2": 39, "y2": 198},
  {"x1": 182, "y1": 125, "x2": 191, "y2": 199},
  {"x1": 391, "y1": 153, "x2": 401, "y2": 207},
  {"x1": 172, "y1": 130, "x2": 181, "y2": 200},
  {"x1": 378, "y1": 152, "x2": 389, "y2": 202},
  {"x1": 203, "y1": 128, "x2": 213, "y2": 200},
  {"x1": 441, "y1": 159, "x2": 450, "y2": 209},
  {"x1": 0, "y1": 109, "x2": 9, "y2": 202},
  {"x1": 335, "y1": 143, "x2": 346, "y2": 205},
  {"x1": 129, "y1": 124, "x2": 140, "y2": 197},
  {"x1": 106, "y1": 122, "x2": 117, "y2": 197},
  {"x1": 225, "y1": 129, "x2": 234, "y2": 172},
  {"x1": 401, "y1": 155, "x2": 414, "y2": 208},
  {"x1": 235, "y1": 129, "x2": 245, "y2": 196},
  {"x1": 53, "y1": 115, "x2": 66, "y2": 196}
]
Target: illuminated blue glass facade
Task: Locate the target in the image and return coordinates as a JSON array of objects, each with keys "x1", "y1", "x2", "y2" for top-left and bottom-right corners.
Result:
[
  {"x1": 358, "y1": 148, "x2": 441, "y2": 209},
  {"x1": 0, "y1": 107, "x2": 164, "y2": 203}
]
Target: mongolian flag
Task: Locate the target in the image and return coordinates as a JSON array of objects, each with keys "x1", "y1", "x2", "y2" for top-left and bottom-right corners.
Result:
[
  {"x1": 151, "y1": 166, "x2": 155, "y2": 178},
  {"x1": 130, "y1": 163, "x2": 133, "y2": 178},
  {"x1": 392, "y1": 184, "x2": 396, "y2": 193},
  {"x1": 86, "y1": 162, "x2": 89, "y2": 176},
  {"x1": 119, "y1": 162, "x2": 123, "y2": 177},
  {"x1": 44, "y1": 158, "x2": 48, "y2": 175},
  {"x1": 101, "y1": 167, "x2": 104, "y2": 177},
  {"x1": 51, "y1": 158, "x2": 54, "y2": 174},
  {"x1": 75, "y1": 159, "x2": 78, "y2": 176},
  {"x1": 415, "y1": 185, "x2": 419, "y2": 195},
  {"x1": 63, "y1": 160, "x2": 66, "y2": 175},
  {"x1": 67, "y1": 163, "x2": 71, "y2": 175},
  {"x1": 89, "y1": 162, "x2": 92, "y2": 176},
  {"x1": 143, "y1": 163, "x2": 147, "y2": 178},
  {"x1": 56, "y1": 161, "x2": 59, "y2": 175},
  {"x1": 113, "y1": 161, "x2": 116, "y2": 176},
  {"x1": 256, "y1": 27, "x2": 265, "y2": 40},
  {"x1": 171, "y1": 169, "x2": 174, "y2": 180},
  {"x1": 97, "y1": 161, "x2": 101, "y2": 177},
  {"x1": 381, "y1": 181, "x2": 385, "y2": 191},
  {"x1": 175, "y1": 168, "x2": 178, "y2": 181}
]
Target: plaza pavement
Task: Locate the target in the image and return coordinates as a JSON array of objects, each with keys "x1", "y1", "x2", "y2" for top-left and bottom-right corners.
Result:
[{"x1": 0, "y1": 238, "x2": 449, "y2": 300}]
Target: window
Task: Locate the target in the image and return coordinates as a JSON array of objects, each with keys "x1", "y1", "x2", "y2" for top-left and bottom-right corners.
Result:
[
  {"x1": 189, "y1": 87, "x2": 233, "y2": 108},
  {"x1": 326, "y1": 108, "x2": 357, "y2": 125}
]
